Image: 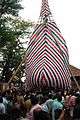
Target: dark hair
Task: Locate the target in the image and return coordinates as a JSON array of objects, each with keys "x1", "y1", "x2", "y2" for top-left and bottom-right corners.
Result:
[
  {"x1": 30, "y1": 95, "x2": 38, "y2": 105},
  {"x1": 48, "y1": 93, "x2": 52, "y2": 99},
  {"x1": 76, "y1": 97, "x2": 80, "y2": 104},
  {"x1": 34, "y1": 109, "x2": 50, "y2": 120},
  {"x1": 0, "y1": 96, "x2": 3, "y2": 103},
  {"x1": 57, "y1": 94, "x2": 62, "y2": 102}
]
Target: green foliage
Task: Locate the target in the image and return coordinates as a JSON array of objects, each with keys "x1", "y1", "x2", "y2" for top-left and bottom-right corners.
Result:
[
  {"x1": 0, "y1": 0, "x2": 33, "y2": 82},
  {"x1": 0, "y1": 16, "x2": 32, "y2": 82},
  {"x1": 0, "y1": 16, "x2": 32, "y2": 48},
  {"x1": 0, "y1": 0, "x2": 23, "y2": 17}
]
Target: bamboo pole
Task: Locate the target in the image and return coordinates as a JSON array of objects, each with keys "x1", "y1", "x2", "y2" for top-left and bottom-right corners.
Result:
[{"x1": 8, "y1": 53, "x2": 27, "y2": 84}]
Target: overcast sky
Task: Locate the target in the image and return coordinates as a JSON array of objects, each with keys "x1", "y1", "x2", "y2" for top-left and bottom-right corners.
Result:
[{"x1": 20, "y1": 0, "x2": 80, "y2": 69}]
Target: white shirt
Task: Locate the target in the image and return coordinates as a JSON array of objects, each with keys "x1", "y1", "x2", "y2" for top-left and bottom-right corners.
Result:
[{"x1": 0, "y1": 103, "x2": 5, "y2": 113}]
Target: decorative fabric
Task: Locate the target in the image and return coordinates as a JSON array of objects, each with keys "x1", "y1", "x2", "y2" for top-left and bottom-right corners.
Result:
[{"x1": 25, "y1": 0, "x2": 71, "y2": 91}]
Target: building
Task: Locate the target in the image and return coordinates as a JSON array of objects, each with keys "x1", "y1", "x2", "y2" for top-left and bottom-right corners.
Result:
[{"x1": 70, "y1": 65, "x2": 80, "y2": 90}]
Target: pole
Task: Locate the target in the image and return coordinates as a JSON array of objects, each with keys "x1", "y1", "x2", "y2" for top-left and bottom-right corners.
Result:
[{"x1": 8, "y1": 52, "x2": 27, "y2": 84}]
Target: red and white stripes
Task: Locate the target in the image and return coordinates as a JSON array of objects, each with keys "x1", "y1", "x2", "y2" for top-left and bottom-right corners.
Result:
[
  {"x1": 25, "y1": 0, "x2": 71, "y2": 91},
  {"x1": 40, "y1": 0, "x2": 51, "y2": 18}
]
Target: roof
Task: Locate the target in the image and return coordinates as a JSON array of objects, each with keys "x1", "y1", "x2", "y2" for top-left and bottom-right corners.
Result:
[{"x1": 70, "y1": 65, "x2": 80, "y2": 76}]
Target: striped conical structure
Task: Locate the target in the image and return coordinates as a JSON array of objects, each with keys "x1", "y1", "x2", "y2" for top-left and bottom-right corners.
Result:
[{"x1": 25, "y1": 0, "x2": 71, "y2": 91}]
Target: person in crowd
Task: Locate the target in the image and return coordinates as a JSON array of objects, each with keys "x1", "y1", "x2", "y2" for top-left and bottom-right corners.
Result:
[
  {"x1": 19, "y1": 95, "x2": 26, "y2": 118},
  {"x1": 52, "y1": 94, "x2": 63, "y2": 120},
  {"x1": 40, "y1": 93, "x2": 54, "y2": 120},
  {"x1": 64, "y1": 91, "x2": 76, "y2": 120},
  {"x1": 2, "y1": 92, "x2": 8, "y2": 112},
  {"x1": 68, "y1": 93, "x2": 76, "y2": 118},
  {"x1": 44, "y1": 93, "x2": 54, "y2": 113},
  {"x1": 73, "y1": 96, "x2": 80, "y2": 120},
  {"x1": 0, "y1": 96, "x2": 5, "y2": 114},
  {"x1": 26, "y1": 95, "x2": 42, "y2": 120},
  {"x1": 6, "y1": 95, "x2": 13, "y2": 113},
  {"x1": 25, "y1": 98, "x2": 32, "y2": 112},
  {"x1": 34, "y1": 104, "x2": 50, "y2": 120},
  {"x1": 11, "y1": 96, "x2": 21, "y2": 120}
]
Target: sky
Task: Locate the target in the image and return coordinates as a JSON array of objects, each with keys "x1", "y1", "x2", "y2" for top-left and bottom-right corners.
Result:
[{"x1": 20, "y1": 0, "x2": 80, "y2": 69}]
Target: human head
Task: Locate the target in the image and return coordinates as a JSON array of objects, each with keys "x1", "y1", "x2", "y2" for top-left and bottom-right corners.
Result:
[{"x1": 30, "y1": 95, "x2": 38, "y2": 105}]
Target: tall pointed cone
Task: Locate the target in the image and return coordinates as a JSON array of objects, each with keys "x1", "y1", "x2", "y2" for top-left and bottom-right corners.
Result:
[
  {"x1": 40, "y1": 0, "x2": 51, "y2": 18},
  {"x1": 25, "y1": 0, "x2": 71, "y2": 91}
]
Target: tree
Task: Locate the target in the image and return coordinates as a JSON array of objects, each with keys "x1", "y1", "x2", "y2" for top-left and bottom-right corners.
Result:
[
  {"x1": 0, "y1": 0, "x2": 33, "y2": 82},
  {"x1": 0, "y1": 0, "x2": 23, "y2": 18},
  {"x1": 0, "y1": 16, "x2": 32, "y2": 82},
  {"x1": 0, "y1": 0, "x2": 23, "y2": 48}
]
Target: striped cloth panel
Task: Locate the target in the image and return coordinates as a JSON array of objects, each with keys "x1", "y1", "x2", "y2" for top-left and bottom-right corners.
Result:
[
  {"x1": 25, "y1": 0, "x2": 71, "y2": 91},
  {"x1": 40, "y1": 0, "x2": 51, "y2": 18}
]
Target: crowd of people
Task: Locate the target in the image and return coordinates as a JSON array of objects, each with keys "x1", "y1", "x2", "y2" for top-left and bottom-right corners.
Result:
[{"x1": 0, "y1": 85, "x2": 80, "y2": 120}]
